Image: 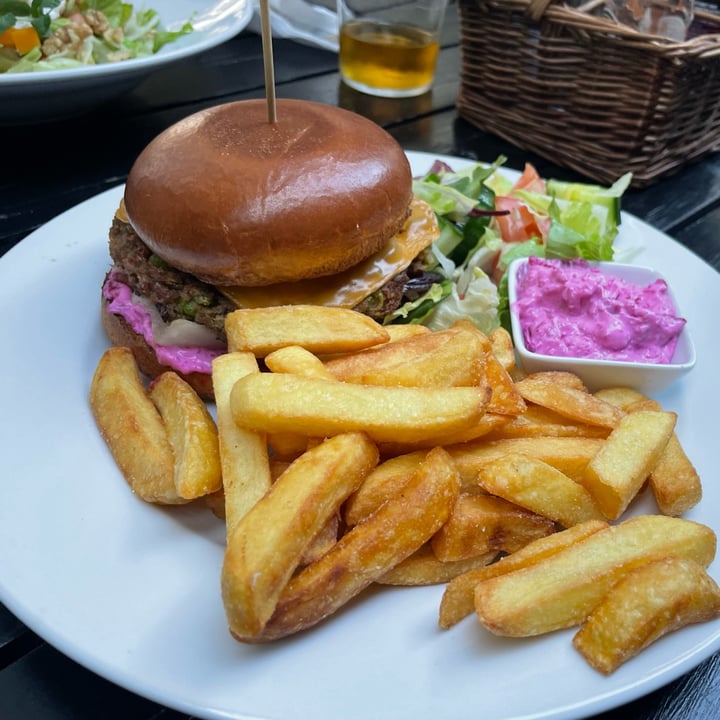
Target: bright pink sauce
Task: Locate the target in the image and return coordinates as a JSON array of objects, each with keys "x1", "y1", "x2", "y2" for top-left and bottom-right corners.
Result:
[
  {"x1": 102, "y1": 273, "x2": 222, "y2": 375},
  {"x1": 514, "y1": 257, "x2": 686, "y2": 363}
]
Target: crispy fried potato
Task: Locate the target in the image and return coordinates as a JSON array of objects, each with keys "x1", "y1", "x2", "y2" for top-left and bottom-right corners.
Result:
[
  {"x1": 377, "y1": 544, "x2": 497, "y2": 586},
  {"x1": 324, "y1": 327, "x2": 465, "y2": 382},
  {"x1": 439, "y1": 520, "x2": 608, "y2": 628},
  {"x1": 581, "y1": 409, "x2": 677, "y2": 520},
  {"x1": 480, "y1": 349, "x2": 526, "y2": 416},
  {"x1": 89, "y1": 347, "x2": 180, "y2": 504},
  {"x1": 453, "y1": 322, "x2": 527, "y2": 416},
  {"x1": 230, "y1": 373, "x2": 490, "y2": 444},
  {"x1": 527, "y1": 371, "x2": 589, "y2": 391},
  {"x1": 384, "y1": 324, "x2": 432, "y2": 342},
  {"x1": 488, "y1": 326, "x2": 516, "y2": 372},
  {"x1": 593, "y1": 386, "x2": 647, "y2": 410},
  {"x1": 515, "y1": 374, "x2": 624, "y2": 428},
  {"x1": 648, "y1": 432, "x2": 702, "y2": 516},
  {"x1": 431, "y1": 493, "x2": 555, "y2": 562},
  {"x1": 256, "y1": 446, "x2": 461, "y2": 641},
  {"x1": 266, "y1": 432, "x2": 310, "y2": 461},
  {"x1": 344, "y1": 451, "x2": 426, "y2": 526},
  {"x1": 476, "y1": 453, "x2": 605, "y2": 528},
  {"x1": 212, "y1": 352, "x2": 272, "y2": 534},
  {"x1": 264, "y1": 345, "x2": 336, "y2": 379},
  {"x1": 473, "y1": 515, "x2": 716, "y2": 637},
  {"x1": 624, "y1": 398, "x2": 701, "y2": 517},
  {"x1": 484, "y1": 404, "x2": 610, "y2": 440},
  {"x1": 221, "y1": 432, "x2": 379, "y2": 640},
  {"x1": 149, "y1": 372, "x2": 221, "y2": 500},
  {"x1": 352, "y1": 327, "x2": 488, "y2": 387},
  {"x1": 225, "y1": 305, "x2": 389, "y2": 356},
  {"x1": 300, "y1": 514, "x2": 340, "y2": 566},
  {"x1": 447, "y1": 436, "x2": 605, "y2": 486},
  {"x1": 376, "y1": 412, "x2": 511, "y2": 456},
  {"x1": 573, "y1": 557, "x2": 720, "y2": 674},
  {"x1": 263, "y1": 346, "x2": 333, "y2": 458}
]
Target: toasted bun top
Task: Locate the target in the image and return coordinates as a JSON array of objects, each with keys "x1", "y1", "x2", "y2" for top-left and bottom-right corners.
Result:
[{"x1": 123, "y1": 99, "x2": 413, "y2": 286}]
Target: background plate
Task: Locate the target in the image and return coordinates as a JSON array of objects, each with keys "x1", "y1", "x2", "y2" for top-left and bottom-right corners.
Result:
[
  {"x1": 0, "y1": 0, "x2": 252, "y2": 125},
  {"x1": 0, "y1": 151, "x2": 718, "y2": 720}
]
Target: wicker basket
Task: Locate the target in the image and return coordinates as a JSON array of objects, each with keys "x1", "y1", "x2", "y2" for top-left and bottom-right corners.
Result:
[{"x1": 456, "y1": 0, "x2": 720, "y2": 186}]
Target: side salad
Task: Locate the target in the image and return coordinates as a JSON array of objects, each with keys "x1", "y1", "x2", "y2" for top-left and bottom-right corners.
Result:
[
  {"x1": 0, "y1": 0, "x2": 193, "y2": 73},
  {"x1": 388, "y1": 157, "x2": 633, "y2": 334}
]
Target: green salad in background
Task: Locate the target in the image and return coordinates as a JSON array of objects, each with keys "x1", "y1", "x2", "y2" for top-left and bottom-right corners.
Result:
[{"x1": 0, "y1": 0, "x2": 193, "y2": 73}]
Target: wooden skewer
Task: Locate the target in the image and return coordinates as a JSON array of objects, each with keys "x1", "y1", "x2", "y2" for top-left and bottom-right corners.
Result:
[{"x1": 259, "y1": 0, "x2": 277, "y2": 124}]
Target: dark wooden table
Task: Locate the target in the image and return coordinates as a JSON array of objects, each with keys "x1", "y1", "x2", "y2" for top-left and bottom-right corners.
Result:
[{"x1": 2, "y1": 6, "x2": 720, "y2": 719}]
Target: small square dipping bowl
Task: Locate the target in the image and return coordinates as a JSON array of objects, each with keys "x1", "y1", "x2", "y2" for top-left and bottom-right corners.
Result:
[{"x1": 507, "y1": 258, "x2": 696, "y2": 395}]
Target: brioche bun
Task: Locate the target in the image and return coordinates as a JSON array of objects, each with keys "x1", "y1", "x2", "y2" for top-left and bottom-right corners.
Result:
[
  {"x1": 123, "y1": 98, "x2": 413, "y2": 287},
  {"x1": 101, "y1": 297, "x2": 215, "y2": 401}
]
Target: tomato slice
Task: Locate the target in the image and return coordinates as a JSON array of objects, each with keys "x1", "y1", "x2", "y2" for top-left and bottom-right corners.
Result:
[
  {"x1": 494, "y1": 196, "x2": 550, "y2": 244},
  {"x1": 512, "y1": 162, "x2": 546, "y2": 194}
]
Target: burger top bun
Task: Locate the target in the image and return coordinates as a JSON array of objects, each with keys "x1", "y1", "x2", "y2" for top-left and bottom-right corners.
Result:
[{"x1": 123, "y1": 99, "x2": 413, "y2": 287}]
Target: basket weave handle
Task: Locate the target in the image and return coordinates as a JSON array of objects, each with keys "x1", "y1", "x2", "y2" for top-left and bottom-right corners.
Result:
[{"x1": 525, "y1": 0, "x2": 606, "y2": 21}]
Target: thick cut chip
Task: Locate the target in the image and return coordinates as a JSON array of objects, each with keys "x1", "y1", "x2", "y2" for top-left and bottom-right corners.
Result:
[
  {"x1": 221, "y1": 432, "x2": 379, "y2": 640},
  {"x1": 230, "y1": 373, "x2": 489, "y2": 444},
  {"x1": 431, "y1": 493, "x2": 555, "y2": 562},
  {"x1": 264, "y1": 345, "x2": 336, "y2": 379},
  {"x1": 525, "y1": 371, "x2": 588, "y2": 391},
  {"x1": 573, "y1": 557, "x2": 720, "y2": 674},
  {"x1": 377, "y1": 544, "x2": 497, "y2": 586},
  {"x1": 449, "y1": 319, "x2": 525, "y2": 415},
  {"x1": 149, "y1": 371, "x2": 221, "y2": 500},
  {"x1": 344, "y1": 451, "x2": 426, "y2": 526},
  {"x1": 324, "y1": 327, "x2": 465, "y2": 382},
  {"x1": 264, "y1": 345, "x2": 333, "y2": 458},
  {"x1": 581, "y1": 409, "x2": 677, "y2": 520},
  {"x1": 225, "y1": 305, "x2": 389, "y2": 356},
  {"x1": 439, "y1": 520, "x2": 608, "y2": 628},
  {"x1": 384, "y1": 324, "x2": 432, "y2": 342},
  {"x1": 476, "y1": 453, "x2": 605, "y2": 528},
  {"x1": 473, "y1": 515, "x2": 717, "y2": 637},
  {"x1": 89, "y1": 347, "x2": 180, "y2": 504},
  {"x1": 299, "y1": 514, "x2": 340, "y2": 566},
  {"x1": 212, "y1": 352, "x2": 272, "y2": 534},
  {"x1": 515, "y1": 374, "x2": 624, "y2": 428},
  {"x1": 485, "y1": 404, "x2": 610, "y2": 440},
  {"x1": 488, "y1": 326, "x2": 516, "y2": 372},
  {"x1": 351, "y1": 327, "x2": 488, "y2": 388},
  {"x1": 255, "y1": 446, "x2": 461, "y2": 641},
  {"x1": 593, "y1": 386, "x2": 646, "y2": 410},
  {"x1": 447, "y1": 436, "x2": 605, "y2": 486},
  {"x1": 625, "y1": 398, "x2": 701, "y2": 517},
  {"x1": 647, "y1": 432, "x2": 702, "y2": 516},
  {"x1": 377, "y1": 413, "x2": 511, "y2": 456}
]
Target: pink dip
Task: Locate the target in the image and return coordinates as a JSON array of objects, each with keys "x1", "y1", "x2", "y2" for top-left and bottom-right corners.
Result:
[
  {"x1": 103, "y1": 273, "x2": 222, "y2": 375},
  {"x1": 514, "y1": 257, "x2": 686, "y2": 363}
]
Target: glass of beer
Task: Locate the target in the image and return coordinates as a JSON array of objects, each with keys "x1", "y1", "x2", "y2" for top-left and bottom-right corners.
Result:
[{"x1": 337, "y1": 0, "x2": 450, "y2": 98}]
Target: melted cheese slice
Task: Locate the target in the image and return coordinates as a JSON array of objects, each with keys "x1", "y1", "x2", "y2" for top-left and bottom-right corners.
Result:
[{"x1": 218, "y1": 198, "x2": 438, "y2": 309}]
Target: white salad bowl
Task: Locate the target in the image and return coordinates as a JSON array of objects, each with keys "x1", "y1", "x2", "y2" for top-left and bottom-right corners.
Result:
[
  {"x1": 507, "y1": 257, "x2": 696, "y2": 395},
  {"x1": 0, "y1": 0, "x2": 252, "y2": 125}
]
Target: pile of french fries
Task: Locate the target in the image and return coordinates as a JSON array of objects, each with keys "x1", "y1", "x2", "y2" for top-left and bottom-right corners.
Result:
[{"x1": 89, "y1": 304, "x2": 720, "y2": 674}]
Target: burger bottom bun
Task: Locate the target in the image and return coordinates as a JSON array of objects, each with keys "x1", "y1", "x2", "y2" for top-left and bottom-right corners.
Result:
[{"x1": 101, "y1": 298, "x2": 215, "y2": 402}]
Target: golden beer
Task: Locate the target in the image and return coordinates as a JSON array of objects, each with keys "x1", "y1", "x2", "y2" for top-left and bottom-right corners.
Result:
[{"x1": 339, "y1": 20, "x2": 440, "y2": 97}]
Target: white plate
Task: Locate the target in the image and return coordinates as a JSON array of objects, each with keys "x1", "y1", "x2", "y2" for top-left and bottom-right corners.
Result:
[
  {"x1": 0, "y1": 0, "x2": 252, "y2": 125},
  {"x1": 0, "y1": 150, "x2": 718, "y2": 720}
]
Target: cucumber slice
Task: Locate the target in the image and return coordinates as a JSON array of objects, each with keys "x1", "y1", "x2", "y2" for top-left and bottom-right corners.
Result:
[{"x1": 545, "y1": 173, "x2": 632, "y2": 226}]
